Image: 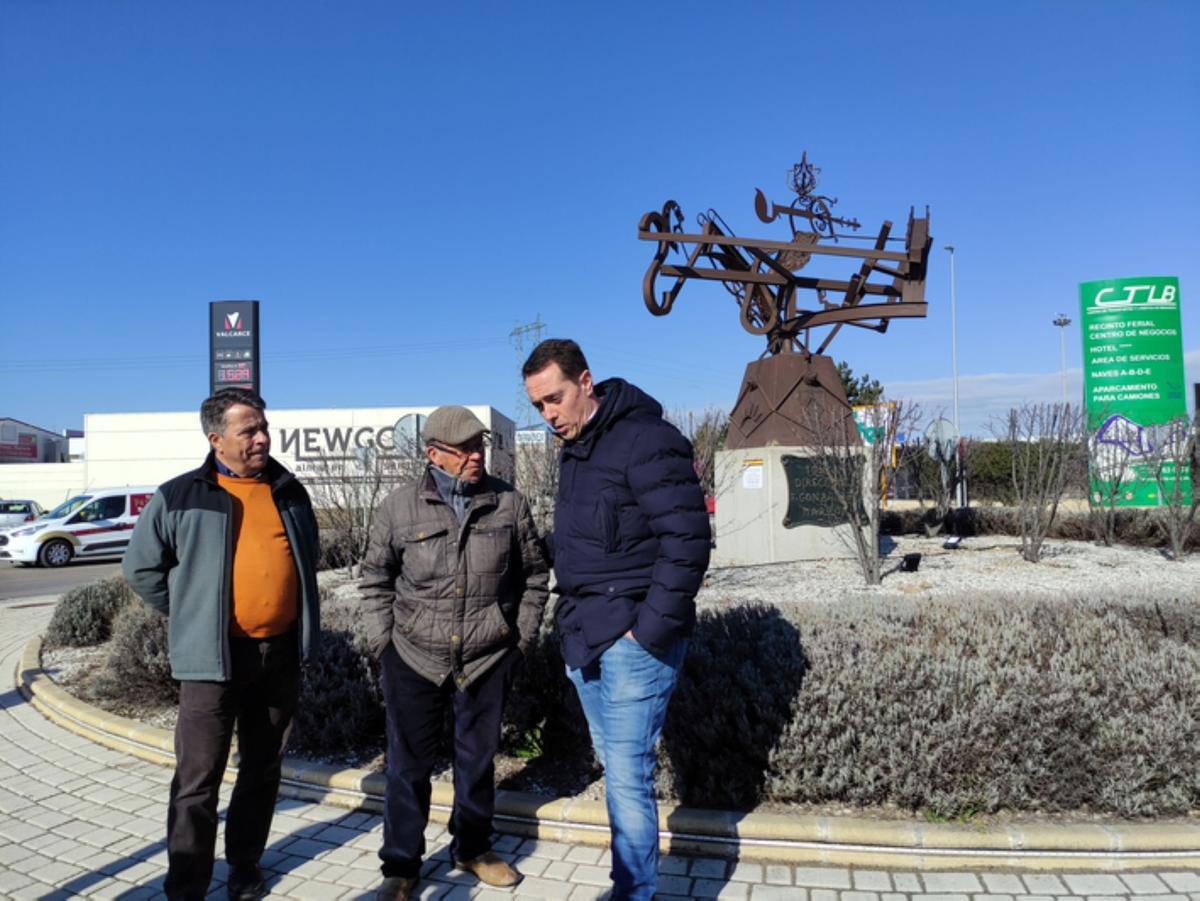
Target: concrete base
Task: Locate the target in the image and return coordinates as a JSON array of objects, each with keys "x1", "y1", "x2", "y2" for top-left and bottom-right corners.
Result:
[{"x1": 712, "y1": 446, "x2": 863, "y2": 566}]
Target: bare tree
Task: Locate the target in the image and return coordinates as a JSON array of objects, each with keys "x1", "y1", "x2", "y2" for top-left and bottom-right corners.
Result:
[
  {"x1": 514, "y1": 434, "x2": 560, "y2": 534},
  {"x1": 1086, "y1": 407, "x2": 1141, "y2": 547},
  {"x1": 666, "y1": 406, "x2": 730, "y2": 498},
  {"x1": 900, "y1": 414, "x2": 961, "y2": 536},
  {"x1": 1146, "y1": 414, "x2": 1199, "y2": 560},
  {"x1": 995, "y1": 403, "x2": 1084, "y2": 563},
  {"x1": 803, "y1": 399, "x2": 919, "y2": 586},
  {"x1": 304, "y1": 441, "x2": 425, "y2": 574}
]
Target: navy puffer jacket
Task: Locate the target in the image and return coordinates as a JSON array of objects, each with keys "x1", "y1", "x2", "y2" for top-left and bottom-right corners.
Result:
[{"x1": 551, "y1": 378, "x2": 711, "y2": 667}]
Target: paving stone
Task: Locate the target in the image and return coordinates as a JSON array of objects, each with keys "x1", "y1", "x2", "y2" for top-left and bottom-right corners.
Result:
[
  {"x1": 659, "y1": 855, "x2": 690, "y2": 875},
  {"x1": 1024, "y1": 875, "x2": 1069, "y2": 895},
  {"x1": 283, "y1": 837, "x2": 341, "y2": 859},
  {"x1": 842, "y1": 892, "x2": 881, "y2": 901},
  {"x1": 917, "y1": 895, "x2": 969, "y2": 901},
  {"x1": 977, "y1": 895, "x2": 1015, "y2": 901},
  {"x1": 891, "y1": 874, "x2": 921, "y2": 893},
  {"x1": 1121, "y1": 876, "x2": 1171, "y2": 895},
  {"x1": 764, "y1": 865, "x2": 793, "y2": 886},
  {"x1": 811, "y1": 890, "x2": 839, "y2": 901},
  {"x1": 923, "y1": 873, "x2": 983, "y2": 893},
  {"x1": 693, "y1": 879, "x2": 750, "y2": 899},
  {"x1": 751, "y1": 888, "x2": 803, "y2": 901},
  {"x1": 518, "y1": 839, "x2": 573, "y2": 860},
  {"x1": 569, "y1": 864, "x2": 612, "y2": 886},
  {"x1": 981, "y1": 874, "x2": 1025, "y2": 894},
  {"x1": 655, "y1": 875, "x2": 693, "y2": 896},
  {"x1": 33, "y1": 858, "x2": 87, "y2": 883},
  {"x1": 23, "y1": 830, "x2": 61, "y2": 852},
  {"x1": 853, "y1": 871, "x2": 893, "y2": 891},
  {"x1": 1163, "y1": 874, "x2": 1200, "y2": 893},
  {"x1": 1064, "y1": 875, "x2": 1128, "y2": 896},
  {"x1": 513, "y1": 855, "x2": 551, "y2": 878},
  {"x1": 690, "y1": 857, "x2": 729, "y2": 879},
  {"x1": 541, "y1": 861, "x2": 576, "y2": 881},
  {"x1": 8, "y1": 850, "x2": 53, "y2": 875},
  {"x1": 881, "y1": 893, "x2": 908, "y2": 901},
  {"x1": 513, "y1": 876, "x2": 575, "y2": 899},
  {"x1": 729, "y1": 862, "x2": 764, "y2": 883},
  {"x1": 564, "y1": 845, "x2": 604, "y2": 865},
  {"x1": 338, "y1": 866, "x2": 379, "y2": 890},
  {"x1": 795, "y1": 867, "x2": 853, "y2": 890},
  {"x1": 0, "y1": 869, "x2": 35, "y2": 894}
]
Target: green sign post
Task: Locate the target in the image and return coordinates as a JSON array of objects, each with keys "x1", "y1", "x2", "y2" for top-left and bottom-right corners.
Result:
[{"x1": 1079, "y1": 275, "x2": 1189, "y2": 507}]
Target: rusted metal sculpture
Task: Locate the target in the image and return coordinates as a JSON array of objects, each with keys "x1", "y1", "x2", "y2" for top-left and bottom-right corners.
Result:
[{"x1": 638, "y1": 155, "x2": 931, "y2": 449}]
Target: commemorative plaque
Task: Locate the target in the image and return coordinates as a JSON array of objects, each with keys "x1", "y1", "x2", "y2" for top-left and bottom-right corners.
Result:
[{"x1": 780, "y1": 455, "x2": 859, "y2": 527}]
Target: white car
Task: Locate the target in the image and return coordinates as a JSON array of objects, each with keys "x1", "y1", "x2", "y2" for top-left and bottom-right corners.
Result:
[
  {"x1": 0, "y1": 499, "x2": 45, "y2": 529},
  {"x1": 0, "y1": 486, "x2": 157, "y2": 567}
]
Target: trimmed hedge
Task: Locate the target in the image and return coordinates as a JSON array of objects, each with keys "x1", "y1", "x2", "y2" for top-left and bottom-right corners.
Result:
[
  {"x1": 45, "y1": 577, "x2": 136, "y2": 647},
  {"x1": 67, "y1": 579, "x2": 1200, "y2": 818},
  {"x1": 94, "y1": 601, "x2": 177, "y2": 705}
]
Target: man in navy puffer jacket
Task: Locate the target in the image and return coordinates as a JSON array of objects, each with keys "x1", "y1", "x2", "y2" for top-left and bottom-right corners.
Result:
[{"x1": 523, "y1": 339, "x2": 710, "y2": 901}]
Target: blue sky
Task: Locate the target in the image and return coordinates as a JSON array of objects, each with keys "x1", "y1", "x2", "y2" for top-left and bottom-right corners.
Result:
[{"x1": 2, "y1": 1, "x2": 1197, "y2": 437}]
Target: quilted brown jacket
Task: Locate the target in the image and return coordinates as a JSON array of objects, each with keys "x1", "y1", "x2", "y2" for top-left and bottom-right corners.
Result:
[{"x1": 359, "y1": 467, "x2": 549, "y2": 688}]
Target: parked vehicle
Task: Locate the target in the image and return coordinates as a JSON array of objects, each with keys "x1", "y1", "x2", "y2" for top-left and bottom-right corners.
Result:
[
  {"x1": 0, "y1": 499, "x2": 44, "y2": 529},
  {"x1": 0, "y1": 487, "x2": 157, "y2": 567}
]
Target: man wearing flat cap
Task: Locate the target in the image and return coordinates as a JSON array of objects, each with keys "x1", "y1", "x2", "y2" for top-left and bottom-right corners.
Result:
[{"x1": 360, "y1": 405, "x2": 549, "y2": 901}]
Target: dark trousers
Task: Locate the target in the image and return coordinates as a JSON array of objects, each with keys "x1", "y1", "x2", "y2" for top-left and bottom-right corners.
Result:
[
  {"x1": 378, "y1": 645, "x2": 518, "y2": 878},
  {"x1": 165, "y1": 632, "x2": 300, "y2": 900}
]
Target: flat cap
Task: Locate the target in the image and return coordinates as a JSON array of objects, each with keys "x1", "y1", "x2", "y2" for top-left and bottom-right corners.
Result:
[{"x1": 423, "y1": 405, "x2": 488, "y2": 447}]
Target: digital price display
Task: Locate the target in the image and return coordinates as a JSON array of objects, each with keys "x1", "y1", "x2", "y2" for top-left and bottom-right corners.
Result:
[{"x1": 209, "y1": 301, "x2": 261, "y2": 396}]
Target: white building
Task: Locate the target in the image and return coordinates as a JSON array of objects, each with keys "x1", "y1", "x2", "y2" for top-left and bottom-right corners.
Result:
[{"x1": 0, "y1": 406, "x2": 514, "y2": 509}]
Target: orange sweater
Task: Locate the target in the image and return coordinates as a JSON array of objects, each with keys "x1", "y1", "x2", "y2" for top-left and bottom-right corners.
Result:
[{"x1": 216, "y1": 474, "x2": 299, "y2": 638}]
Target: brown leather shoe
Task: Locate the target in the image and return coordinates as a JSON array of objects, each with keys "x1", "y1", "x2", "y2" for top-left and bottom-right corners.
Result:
[
  {"x1": 454, "y1": 851, "x2": 521, "y2": 887},
  {"x1": 375, "y1": 875, "x2": 418, "y2": 900}
]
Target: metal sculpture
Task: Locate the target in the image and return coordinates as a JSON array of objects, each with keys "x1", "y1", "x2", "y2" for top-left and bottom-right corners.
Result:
[{"x1": 638, "y1": 156, "x2": 932, "y2": 449}]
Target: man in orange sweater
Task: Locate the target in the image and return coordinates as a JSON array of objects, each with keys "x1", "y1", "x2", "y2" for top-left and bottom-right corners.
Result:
[{"x1": 125, "y1": 388, "x2": 320, "y2": 901}]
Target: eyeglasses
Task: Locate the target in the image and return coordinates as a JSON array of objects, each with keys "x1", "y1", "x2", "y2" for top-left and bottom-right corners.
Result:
[{"x1": 430, "y1": 436, "x2": 489, "y2": 458}]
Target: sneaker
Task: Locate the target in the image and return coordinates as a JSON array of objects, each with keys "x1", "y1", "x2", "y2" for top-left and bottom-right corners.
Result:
[
  {"x1": 454, "y1": 851, "x2": 521, "y2": 887},
  {"x1": 226, "y1": 864, "x2": 266, "y2": 901},
  {"x1": 375, "y1": 875, "x2": 418, "y2": 900}
]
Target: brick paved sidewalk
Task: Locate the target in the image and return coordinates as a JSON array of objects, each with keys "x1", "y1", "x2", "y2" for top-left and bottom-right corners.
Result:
[{"x1": 2, "y1": 602, "x2": 1198, "y2": 900}]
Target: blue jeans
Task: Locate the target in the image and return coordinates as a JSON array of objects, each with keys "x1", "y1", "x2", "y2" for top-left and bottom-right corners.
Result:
[{"x1": 567, "y1": 635, "x2": 687, "y2": 901}]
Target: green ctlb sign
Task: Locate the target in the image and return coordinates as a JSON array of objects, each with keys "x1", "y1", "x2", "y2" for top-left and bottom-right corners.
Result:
[{"x1": 1080, "y1": 276, "x2": 1190, "y2": 507}]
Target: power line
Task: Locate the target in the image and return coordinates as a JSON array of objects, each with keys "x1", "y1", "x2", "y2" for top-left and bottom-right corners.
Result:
[
  {"x1": 509, "y1": 315, "x2": 546, "y2": 427},
  {"x1": 0, "y1": 336, "x2": 511, "y2": 374}
]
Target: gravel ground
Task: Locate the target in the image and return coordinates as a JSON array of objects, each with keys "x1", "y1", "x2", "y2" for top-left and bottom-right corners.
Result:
[{"x1": 698, "y1": 534, "x2": 1200, "y2": 607}]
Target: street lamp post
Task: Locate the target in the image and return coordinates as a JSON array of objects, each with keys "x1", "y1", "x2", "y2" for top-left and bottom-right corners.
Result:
[
  {"x1": 944, "y1": 244, "x2": 965, "y2": 507},
  {"x1": 1053, "y1": 314, "x2": 1071, "y2": 408}
]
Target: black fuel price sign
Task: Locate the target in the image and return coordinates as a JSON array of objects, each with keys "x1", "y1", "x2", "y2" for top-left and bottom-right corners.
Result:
[{"x1": 209, "y1": 300, "x2": 261, "y2": 395}]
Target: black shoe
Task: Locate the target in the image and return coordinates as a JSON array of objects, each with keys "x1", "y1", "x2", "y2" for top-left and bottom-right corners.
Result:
[{"x1": 227, "y1": 864, "x2": 266, "y2": 901}]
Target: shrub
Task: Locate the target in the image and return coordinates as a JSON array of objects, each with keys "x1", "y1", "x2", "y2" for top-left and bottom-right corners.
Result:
[
  {"x1": 763, "y1": 591, "x2": 1200, "y2": 818},
  {"x1": 658, "y1": 605, "x2": 806, "y2": 808},
  {"x1": 45, "y1": 577, "x2": 136, "y2": 647},
  {"x1": 94, "y1": 601, "x2": 177, "y2": 705},
  {"x1": 502, "y1": 605, "x2": 590, "y2": 764},
  {"x1": 290, "y1": 629, "x2": 385, "y2": 761},
  {"x1": 50, "y1": 574, "x2": 1200, "y2": 818},
  {"x1": 288, "y1": 583, "x2": 385, "y2": 761}
]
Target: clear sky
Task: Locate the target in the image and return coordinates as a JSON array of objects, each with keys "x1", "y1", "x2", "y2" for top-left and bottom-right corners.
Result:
[{"x1": 2, "y1": 1, "x2": 1197, "y2": 437}]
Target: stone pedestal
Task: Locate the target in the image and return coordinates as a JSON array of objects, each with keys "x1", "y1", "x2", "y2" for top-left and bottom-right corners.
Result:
[{"x1": 712, "y1": 446, "x2": 865, "y2": 566}]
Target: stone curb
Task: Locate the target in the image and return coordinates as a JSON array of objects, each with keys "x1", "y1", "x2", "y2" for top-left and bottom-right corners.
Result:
[{"x1": 18, "y1": 635, "x2": 1200, "y2": 871}]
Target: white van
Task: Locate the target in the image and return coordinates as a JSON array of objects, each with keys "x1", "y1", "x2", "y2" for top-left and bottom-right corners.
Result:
[{"x1": 0, "y1": 486, "x2": 157, "y2": 568}]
